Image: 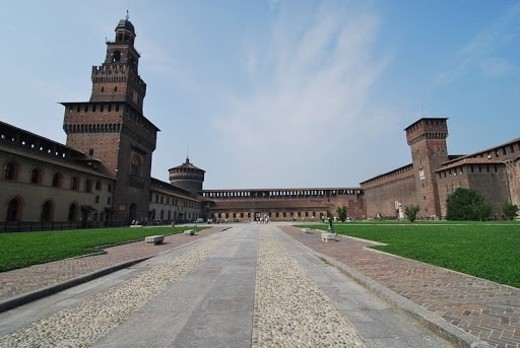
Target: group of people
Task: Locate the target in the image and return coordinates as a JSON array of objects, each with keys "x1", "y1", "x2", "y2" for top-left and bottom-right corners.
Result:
[{"x1": 256, "y1": 214, "x2": 270, "y2": 224}]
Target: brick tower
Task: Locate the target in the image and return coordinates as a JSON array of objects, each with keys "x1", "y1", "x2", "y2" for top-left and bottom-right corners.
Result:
[
  {"x1": 405, "y1": 118, "x2": 449, "y2": 218},
  {"x1": 62, "y1": 16, "x2": 159, "y2": 224},
  {"x1": 169, "y1": 157, "x2": 205, "y2": 195}
]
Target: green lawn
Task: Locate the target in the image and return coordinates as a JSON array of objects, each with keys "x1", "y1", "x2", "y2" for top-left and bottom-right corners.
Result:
[
  {"x1": 297, "y1": 222, "x2": 520, "y2": 289},
  {"x1": 0, "y1": 226, "x2": 206, "y2": 272}
]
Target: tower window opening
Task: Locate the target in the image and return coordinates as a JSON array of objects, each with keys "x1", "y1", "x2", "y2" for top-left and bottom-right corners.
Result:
[{"x1": 112, "y1": 51, "x2": 121, "y2": 62}]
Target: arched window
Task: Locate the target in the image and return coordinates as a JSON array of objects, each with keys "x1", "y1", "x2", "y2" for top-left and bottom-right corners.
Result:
[
  {"x1": 68, "y1": 203, "x2": 78, "y2": 221},
  {"x1": 70, "y1": 176, "x2": 79, "y2": 190},
  {"x1": 3, "y1": 162, "x2": 17, "y2": 180},
  {"x1": 6, "y1": 197, "x2": 21, "y2": 221},
  {"x1": 52, "y1": 172, "x2": 62, "y2": 187},
  {"x1": 112, "y1": 50, "x2": 121, "y2": 62},
  {"x1": 30, "y1": 168, "x2": 42, "y2": 184},
  {"x1": 130, "y1": 155, "x2": 141, "y2": 176},
  {"x1": 41, "y1": 200, "x2": 54, "y2": 221}
]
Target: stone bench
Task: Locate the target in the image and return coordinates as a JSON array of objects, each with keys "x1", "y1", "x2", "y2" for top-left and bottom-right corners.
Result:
[
  {"x1": 301, "y1": 228, "x2": 312, "y2": 234},
  {"x1": 184, "y1": 229, "x2": 196, "y2": 236},
  {"x1": 144, "y1": 235, "x2": 165, "y2": 245},
  {"x1": 321, "y1": 232, "x2": 337, "y2": 242}
]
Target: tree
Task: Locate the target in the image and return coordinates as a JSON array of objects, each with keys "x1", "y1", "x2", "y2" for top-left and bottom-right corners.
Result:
[
  {"x1": 336, "y1": 205, "x2": 348, "y2": 222},
  {"x1": 446, "y1": 188, "x2": 491, "y2": 221},
  {"x1": 404, "y1": 205, "x2": 420, "y2": 223},
  {"x1": 502, "y1": 202, "x2": 519, "y2": 220}
]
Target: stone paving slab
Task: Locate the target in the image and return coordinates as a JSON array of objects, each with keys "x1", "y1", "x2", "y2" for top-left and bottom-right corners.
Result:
[
  {"x1": 280, "y1": 226, "x2": 520, "y2": 348},
  {"x1": 0, "y1": 226, "x2": 222, "y2": 312}
]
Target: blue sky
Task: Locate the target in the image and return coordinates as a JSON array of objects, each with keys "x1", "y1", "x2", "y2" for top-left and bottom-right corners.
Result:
[{"x1": 1, "y1": 1, "x2": 519, "y2": 189}]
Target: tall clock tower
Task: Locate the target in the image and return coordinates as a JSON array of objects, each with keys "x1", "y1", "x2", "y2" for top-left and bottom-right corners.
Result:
[{"x1": 62, "y1": 17, "x2": 159, "y2": 224}]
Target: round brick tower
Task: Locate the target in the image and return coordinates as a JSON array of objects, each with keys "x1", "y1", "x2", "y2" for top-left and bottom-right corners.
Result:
[{"x1": 169, "y1": 157, "x2": 205, "y2": 195}]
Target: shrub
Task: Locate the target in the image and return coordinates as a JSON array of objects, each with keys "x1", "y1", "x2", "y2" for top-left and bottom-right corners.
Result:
[
  {"x1": 502, "y1": 202, "x2": 519, "y2": 220},
  {"x1": 404, "y1": 205, "x2": 420, "y2": 222},
  {"x1": 446, "y1": 188, "x2": 491, "y2": 221},
  {"x1": 336, "y1": 205, "x2": 348, "y2": 222}
]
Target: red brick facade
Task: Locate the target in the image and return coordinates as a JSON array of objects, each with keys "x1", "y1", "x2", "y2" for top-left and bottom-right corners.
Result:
[
  {"x1": 62, "y1": 19, "x2": 158, "y2": 224},
  {"x1": 200, "y1": 117, "x2": 518, "y2": 221},
  {"x1": 202, "y1": 188, "x2": 365, "y2": 222}
]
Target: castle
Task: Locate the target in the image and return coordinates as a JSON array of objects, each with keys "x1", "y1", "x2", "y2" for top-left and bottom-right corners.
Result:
[{"x1": 1, "y1": 18, "x2": 518, "y2": 231}]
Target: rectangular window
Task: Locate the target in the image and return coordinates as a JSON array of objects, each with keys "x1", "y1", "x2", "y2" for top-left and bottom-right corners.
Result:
[{"x1": 85, "y1": 180, "x2": 92, "y2": 193}]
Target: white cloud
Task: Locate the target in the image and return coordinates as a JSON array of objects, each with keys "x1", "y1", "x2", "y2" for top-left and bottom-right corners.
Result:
[
  {"x1": 209, "y1": 4, "x2": 392, "y2": 187},
  {"x1": 480, "y1": 57, "x2": 519, "y2": 77}
]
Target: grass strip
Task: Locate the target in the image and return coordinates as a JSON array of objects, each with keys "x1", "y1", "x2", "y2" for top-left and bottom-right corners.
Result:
[
  {"x1": 297, "y1": 222, "x2": 520, "y2": 288},
  {"x1": 0, "y1": 226, "x2": 206, "y2": 272}
]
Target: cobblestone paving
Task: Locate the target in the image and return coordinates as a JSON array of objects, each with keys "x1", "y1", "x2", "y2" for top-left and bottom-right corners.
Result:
[
  {"x1": 0, "y1": 228, "x2": 238, "y2": 347},
  {"x1": 0, "y1": 228, "x2": 217, "y2": 302},
  {"x1": 281, "y1": 226, "x2": 520, "y2": 348},
  {"x1": 252, "y1": 226, "x2": 367, "y2": 347}
]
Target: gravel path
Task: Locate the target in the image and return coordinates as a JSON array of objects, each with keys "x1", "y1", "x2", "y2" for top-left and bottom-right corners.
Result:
[{"x1": 252, "y1": 226, "x2": 367, "y2": 348}]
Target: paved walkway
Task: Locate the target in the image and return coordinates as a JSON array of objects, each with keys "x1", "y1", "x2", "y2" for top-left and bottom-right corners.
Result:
[
  {"x1": 281, "y1": 225, "x2": 520, "y2": 348},
  {"x1": 0, "y1": 224, "x2": 452, "y2": 347},
  {"x1": 0, "y1": 226, "x2": 221, "y2": 311},
  {"x1": 0, "y1": 223, "x2": 518, "y2": 347}
]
